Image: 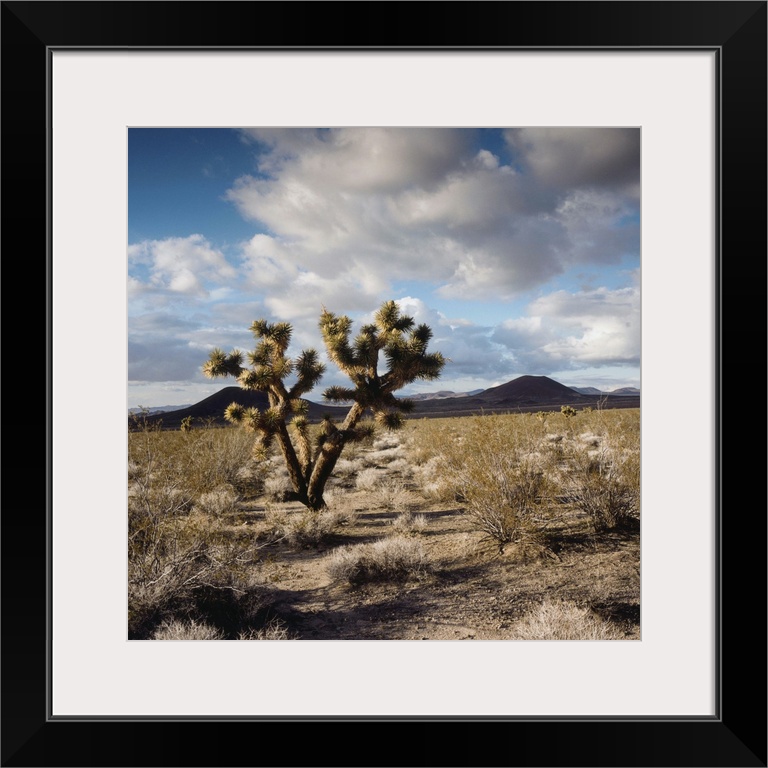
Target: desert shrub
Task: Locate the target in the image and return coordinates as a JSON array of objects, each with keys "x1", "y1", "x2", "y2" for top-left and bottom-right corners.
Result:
[
  {"x1": 403, "y1": 418, "x2": 453, "y2": 466},
  {"x1": 264, "y1": 474, "x2": 294, "y2": 502},
  {"x1": 364, "y1": 446, "x2": 406, "y2": 466},
  {"x1": 238, "y1": 617, "x2": 295, "y2": 640},
  {"x1": 438, "y1": 414, "x2": 551, "y2": 551},
  {"x1": 355, "y1": 467, "x2": 386, "y2": 491},
  {"x1": 128, "y1": 417, "x2": 268, "y2": 637},
  {"x1": 562, "y1": 440, "x2": 639, "y2": 532},
  {"x1": 128, "y1": 422, "x2": 255, "y2": 500},
  {"x1": 180, "y1": 415, "x2": 194, "y2": 433},
  {"x1": 195, "y1": 485, "x2": 239, "y2": 517},
  {"x1": 411, "y1": 456, "x2": 455, "y2": 502},
  {"x1": 231, "y1": 463, "x2": 267, "y2": 498},
  {"x1": 374, "y1": 478, "x2": 412, "y2": 512},
  {"x1": 263, "y1": 505, "x2": 353, "y2": 548},
  {"x1": 180, "y1": 426, "x2": 258, "y2": 493},
  {"x1": 391, "y1": 511, "x2": 428, "y2": 535},
  {"x1": 152, "y1": 618, "x2": 224, "y2": 641},
  {"x1": 510, "y1": 599, "x2": 625, "y2": 640},
  {"x1": 333, "y1": 458, "x2": 363, "y2": 479},
  {"x1": 326, "y1": 536, "x2": 432, "y2": 584},
  {"x1": 128, "y1": 498, "x2": 264, "y2": 638},
  {"x1": 386, "y1": 457, "x2": 411, "y2": 475}
]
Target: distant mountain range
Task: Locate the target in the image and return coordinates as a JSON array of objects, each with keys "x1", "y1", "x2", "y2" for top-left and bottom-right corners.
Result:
[
  {"x1": 407, "y1": 389, "x2": 485, "y2": 401},
  {"x1": 570, "y1": 386, "x2": 640, "y2": 396},
  {"x1": 130, "y1": 376, "x2": 639, "y2": 429},
  {"x1": 129, "y1": 403, "x2": 192, "y2": 416}
]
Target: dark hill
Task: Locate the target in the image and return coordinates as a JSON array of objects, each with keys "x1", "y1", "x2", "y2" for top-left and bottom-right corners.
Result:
[
  {"x1": 131, "y1": 387, "x2": 348, "y2": 430},
  {"x1": 474, "y1": 375, "x2": 586, "y2": 406}
]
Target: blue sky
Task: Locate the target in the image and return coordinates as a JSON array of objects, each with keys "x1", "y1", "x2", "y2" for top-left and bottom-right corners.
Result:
[{"x1": 128, "y1": 127, "x2": 640, "y2": 408}]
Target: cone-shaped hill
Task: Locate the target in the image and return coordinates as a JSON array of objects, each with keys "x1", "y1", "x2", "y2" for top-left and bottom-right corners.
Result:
[
  {"x1": 474, "y1": 375, "x2": 585, "y2": 405},
  {"x1": 131, "y1": 386, "x2": 349, "y2": 430}
]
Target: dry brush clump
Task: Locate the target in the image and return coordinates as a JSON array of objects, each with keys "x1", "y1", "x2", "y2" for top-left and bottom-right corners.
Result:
[
  {"x1": 552, "y1": 412, "x2": 640, "y2": 533},
  {"x1": 509, "y1": 599, "x2": 626, "y2": 640},
  {"x1": 128, "y1": 507, "x2": 268, "y2": 638},
  {"x1": 326, "y1": 536, "x2": 432, "y2": 585},
  {"x1": 263, "y1": 504, "x2": 354, "y2": 548},
  {"x1": 355, "y1": 467, "x2": 387, "y2": 491},
  {"x1": 237, "y1": 617, "x2": 296, "y2": 640},
  {"x1": 152, "y1": 618, "x2": 225, "y2": 641},
  {"x1": 373, "y1": 478, "x2": 412, "y2": 512},
  {"x1": 425, "y1": 409, "x2": 640, "y2": 549},
  {"x1": 128, "y1": 419, "x2": 272, "y2": 639},
  {"x1": 436, "y1": 414, "x2": 553, "y2": 552},
  {"x1": 194, "y1": 485, "x2": 240, "y2": 518},
  {"x1": 390, "y1": 511, "x2": 428, "y2": 535}
]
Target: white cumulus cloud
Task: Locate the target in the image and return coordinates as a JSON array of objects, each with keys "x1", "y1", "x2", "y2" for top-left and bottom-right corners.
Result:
[{"x1": 128, "y1": 234, "x2": 236, "y2": 297}]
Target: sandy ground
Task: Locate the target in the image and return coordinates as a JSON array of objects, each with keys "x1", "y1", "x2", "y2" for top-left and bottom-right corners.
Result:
[{"x1": 240, "y1": 495, "x2": 640, "y2": 641}]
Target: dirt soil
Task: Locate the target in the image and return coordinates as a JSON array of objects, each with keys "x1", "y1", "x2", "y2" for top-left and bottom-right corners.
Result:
[{"x1": 238, "y1": 496, "x2": 640, "y2": 641}]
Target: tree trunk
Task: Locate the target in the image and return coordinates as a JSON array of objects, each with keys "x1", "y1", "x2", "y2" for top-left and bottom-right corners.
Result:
[
  {"x1": 274, "y1": 421, "x2": 309, "y2": 502},
  {"x1": 306, "y1": 402, "x2": 366, "y2": 509}
]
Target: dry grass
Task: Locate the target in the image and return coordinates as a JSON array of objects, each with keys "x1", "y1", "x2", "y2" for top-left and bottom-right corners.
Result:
[
  {"x1": 326, "y1": 536, "x2": 433, "y2": 584},
  {"x1": 152, "y1": 618, "x2": 224, "y2": 641},
  {"x1": 129, "y1": 407, "x2": 640, "y2": 640},
  {"x1": 391, "y1": 511, "x2": 428, "y2": 535},
  {"x1": 263, "y1": 504, "x2": 354, "y2": 548},
  {"x1": 509, "y1": 599, "x2": 626, "y2": 640},
  {"x1": 237, "y1": 618, "x2": 295, "y2": 640}
]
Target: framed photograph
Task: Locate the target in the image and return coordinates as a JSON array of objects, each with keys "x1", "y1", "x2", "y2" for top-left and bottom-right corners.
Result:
[{"x1": 6, "y1": 1, "x2": 765, "y2": 765}]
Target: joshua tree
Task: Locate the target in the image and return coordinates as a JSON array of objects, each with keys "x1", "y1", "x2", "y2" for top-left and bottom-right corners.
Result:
[{"x1": 203, "y1": 300, "x2": 445, "y2": 511}]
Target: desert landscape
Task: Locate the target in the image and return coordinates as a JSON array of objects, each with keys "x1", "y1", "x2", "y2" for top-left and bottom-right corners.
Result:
[
  {"x1": 128, "y1": 386, "x2": 640, "y2": 642},
  {"x1": 126, "y1": 128, "x2": 642, "y2": 644}
]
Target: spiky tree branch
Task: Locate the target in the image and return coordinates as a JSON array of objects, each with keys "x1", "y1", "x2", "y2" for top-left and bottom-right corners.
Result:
[{"x1": 204, "y1": 300, "x2": 445, "y2": 511}]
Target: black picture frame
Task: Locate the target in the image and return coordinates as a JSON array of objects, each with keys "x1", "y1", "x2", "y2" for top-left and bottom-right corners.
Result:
[{"x1": 4, "y1": 2, "x2": 765, "y2": 765}]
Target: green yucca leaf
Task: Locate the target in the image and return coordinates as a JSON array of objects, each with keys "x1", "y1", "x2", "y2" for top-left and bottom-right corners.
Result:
[
  {"x1": 412, "y1": 323, "x2": 433, "y2": 344},
  {"x1": 249, "y1": 319, "x2": 269, "y2": 337},
  {"x1": 323, "y1": 385, "x2": 357, "y2": 403},
  {"x1": 383, "y1": 340, "x2": 406, "y2": 364},
  {"x1": 415, "y1": 352, "x2": 446, "y2": 380},
  {"x1": 247, "y1": 346, "x2": 271, "y2": 367},
  {"x1": 202, "y1": 359, "x2": 222, "y2": 379},
  {"x1": 354, "y1": 331, "x2": 376, "y2": 355},
  {"x1": 375, "y1": 410, "x2": 404, "y2": 431},
  {"x1": 203, "y1": 348, "x2": 243, "y2": 378},
  {"x1": 290, "y1": 398, "x2": 309, "y2": 415},
  {"x1": 272, "y1": 356, "x2": 294, "y2": 380},
  {"x1": 320, "y1": 309, "x2": 353, "y2": 337},
  {"x1": 375, "y1": 300, "x2": 400, "y2": 331},
  {"x1": 261, "y1": 407, "x2": 283, "y2": 431},
  {"x1": 238, "y1": 368, "x2": 269, "y2": 391},
  {"x1": 253, "y1": 435, "x2": 273, "y2": 460},
  {"x1": 348, "y1": 422, "x2": 376, "y2": 442},
  {"x1": 396, "y1": 398, "x2": 416, "y2": 414},
  {"x1": 294, "y1": 348, "x2": 324, "y2": 376},
  {"x1": 224, "y1": 402, "x2": 245, "y2": 423},
  {"x1": 269, "y1": 322, "x2": 292, "y2": 351},
  {"x1": 291, "y1": 415, "x2": 309, "y2": 432}
]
